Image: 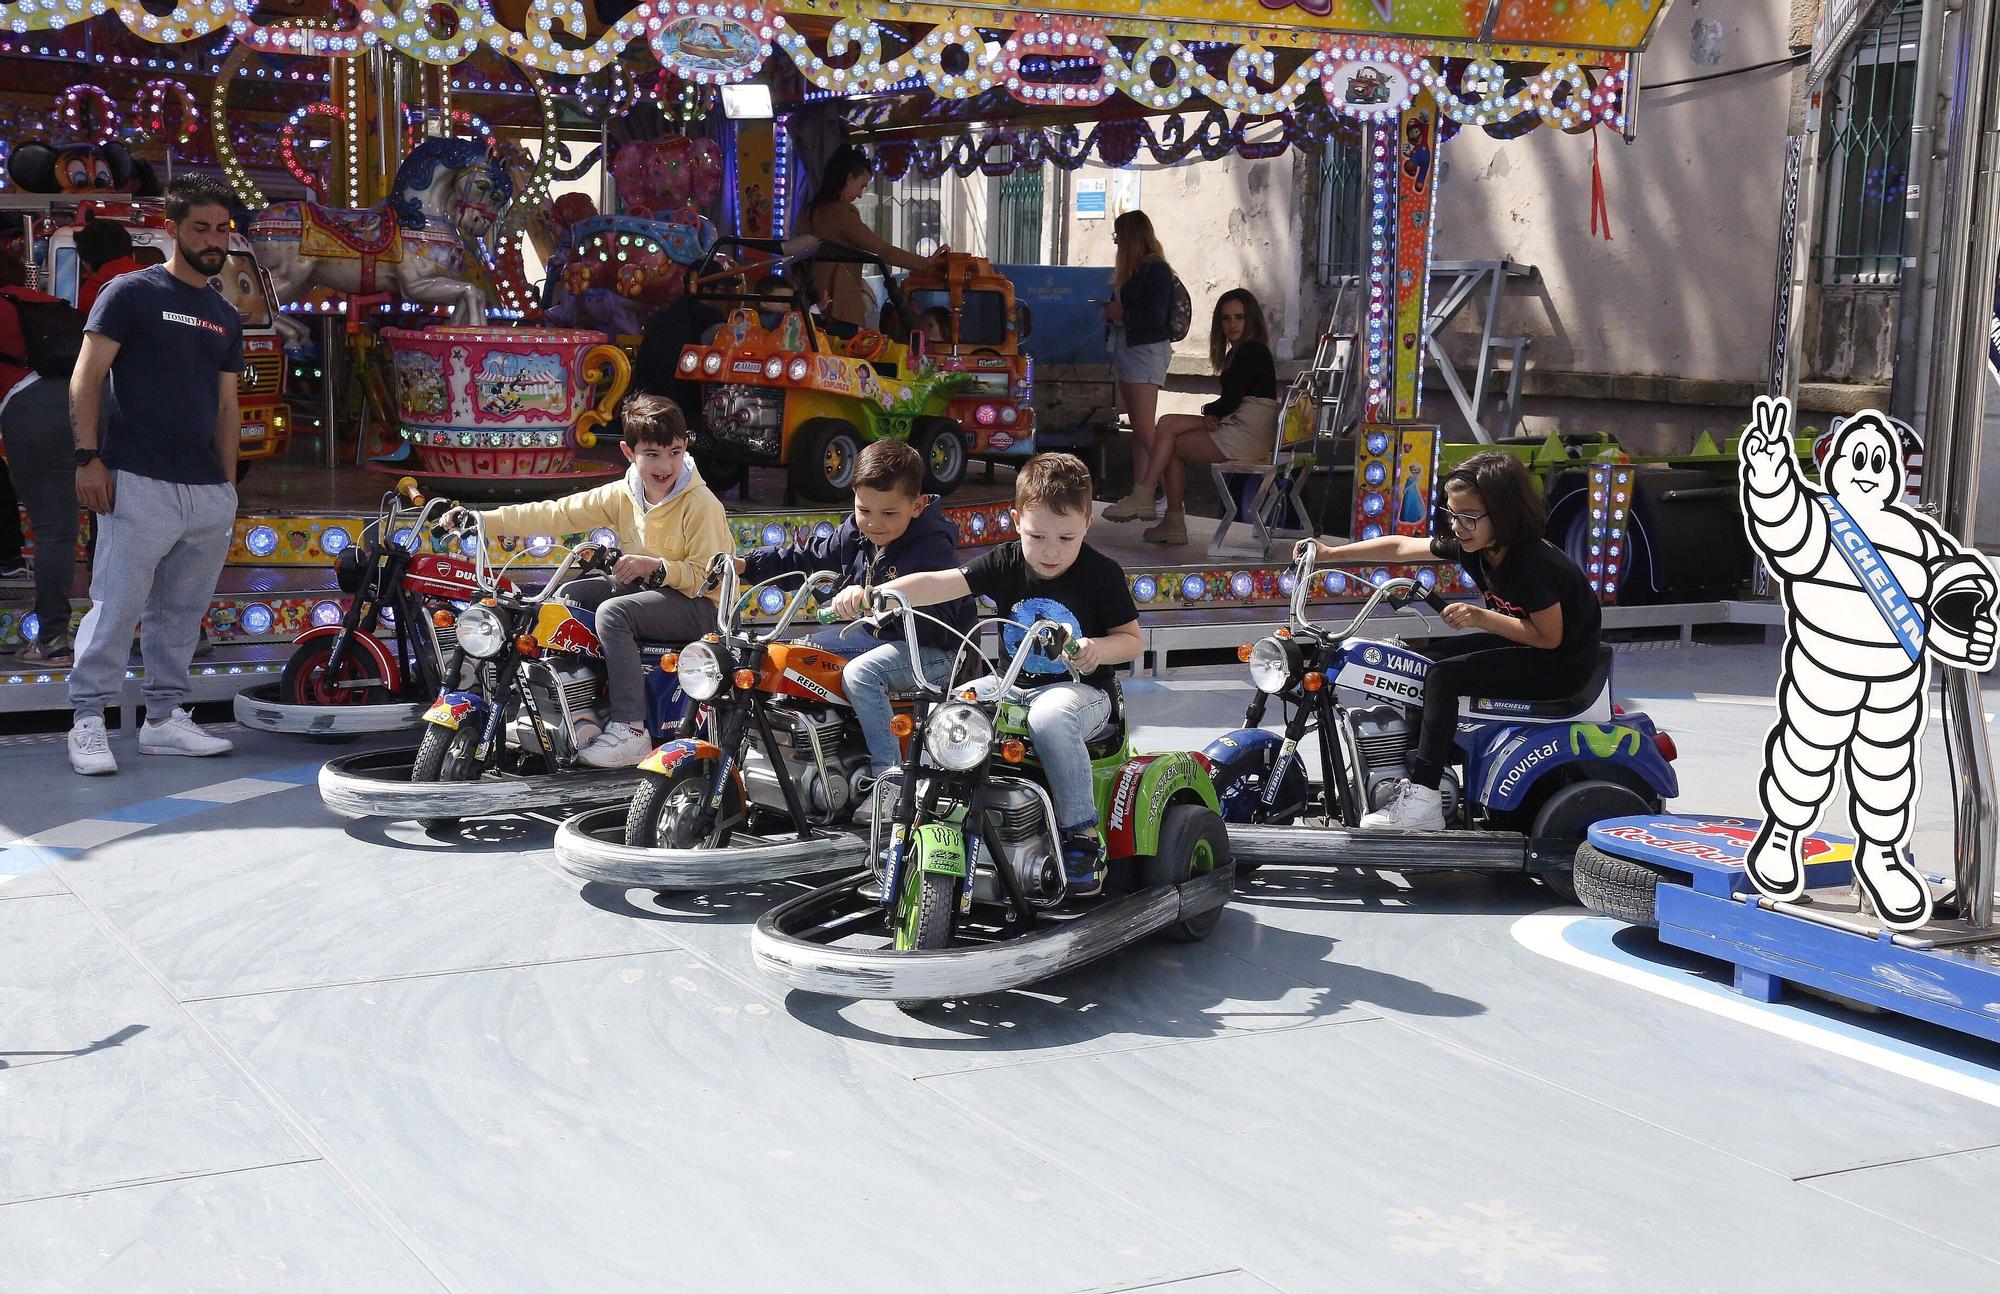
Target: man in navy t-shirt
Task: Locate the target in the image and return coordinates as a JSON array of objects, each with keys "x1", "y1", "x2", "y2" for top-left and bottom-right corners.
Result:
[{"x1": 64, "y1": 174, "x2": 244, "y2": 775}]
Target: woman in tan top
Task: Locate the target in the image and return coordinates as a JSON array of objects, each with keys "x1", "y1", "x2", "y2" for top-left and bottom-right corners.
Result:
[{"x1": 797, "y1": 146, "x2": 948, "y2": 332}]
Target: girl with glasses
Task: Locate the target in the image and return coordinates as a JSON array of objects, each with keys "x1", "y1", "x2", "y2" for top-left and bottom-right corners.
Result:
[{"x1": 1303, "y1": 451, "x2": 1602, "y2": 830}]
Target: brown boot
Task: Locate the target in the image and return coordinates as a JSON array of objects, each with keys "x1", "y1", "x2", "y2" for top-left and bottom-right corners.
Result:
[
  {"x1": 1102, "y1": 491, "x2": 1156, "y2": 522},
  {"x1": 1143, "y1": 512, "x2": 1188, "y2": 545}
]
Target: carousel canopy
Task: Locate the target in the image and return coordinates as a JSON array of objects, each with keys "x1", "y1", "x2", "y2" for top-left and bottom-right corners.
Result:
[{"x1": 6, "y1": 2, "x2": 1670, "y2": 79}]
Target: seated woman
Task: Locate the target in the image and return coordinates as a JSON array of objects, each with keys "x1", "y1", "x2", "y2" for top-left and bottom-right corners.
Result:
[
  {"x1": 798, "y1": 145, "x2": 948, "y2": 335},
  {"x1": 1105, "y1": 289, "x2": 1279, "y2": 545}
]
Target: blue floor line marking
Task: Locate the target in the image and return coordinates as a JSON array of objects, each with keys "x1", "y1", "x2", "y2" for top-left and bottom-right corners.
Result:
[
  {"x1": 0, "y1": 758, "x2": 326, "y2": 879},
  {"x1": 0, "y1": 842, "x2": 73, "y2": 876},
  {"x1": 1559, "y1": 914, "x2": 2000, "y2": 1084},
  {"x1": 263, "y1": 761, "x2": 327, "y2": 786},
  {"x1": 94, "y1": 798, "x2": 224, "y2": 825},
  {"x1": 1513, "y1": 914, "x2": 2000, "y2": 1106}
]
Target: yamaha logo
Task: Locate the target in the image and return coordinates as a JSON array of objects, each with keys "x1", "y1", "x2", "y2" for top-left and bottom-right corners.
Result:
[{"x1": 1363, "y1": 648, "x2": 1381, "y2": 666}]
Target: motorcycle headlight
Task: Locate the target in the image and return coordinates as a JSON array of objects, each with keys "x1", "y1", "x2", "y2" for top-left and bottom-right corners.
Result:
[
  {"x1": 333, "y1": 546, "x2": 366, "y2": 594},
  {"x1": 1248, "y1": 636, "x2": 1300, "y2": 694},
  {"x1": 678, "y1": 640, "x2": 727, "y2": 700},
  {"x1": 456, "y1": 604, "x2": 507, "y2": 659},
  {"x1": 924, "y1": 702, "x2": 993, "y2": 772}
]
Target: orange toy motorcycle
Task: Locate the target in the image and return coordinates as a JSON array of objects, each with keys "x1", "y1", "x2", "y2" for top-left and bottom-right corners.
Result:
[{"x1": 553, "y1": 556, "x2": 902, "y2": 894}]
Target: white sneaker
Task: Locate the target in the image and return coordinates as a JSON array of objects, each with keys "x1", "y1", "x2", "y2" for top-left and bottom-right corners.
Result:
[
  {"x1": 68, "y1": 716, "x2": 117, "y2": 776},
  {"x1": 578, "y1": 722, "x2": 652, "y2": 769},
  {"x1": 851, "y1": 775, "x2": 896, "y2": 826},
  {"x1": 1360, "y1": 778, "x2": 1446, "y2": 831},
  {"x1": 138, "y1": 709, "x2": 234, "y2": 758}
]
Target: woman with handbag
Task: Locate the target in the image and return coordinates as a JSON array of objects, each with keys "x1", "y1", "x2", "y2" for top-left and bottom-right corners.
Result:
[{"x1": 1105, "y1": 289, "x2": 1278, "y2": 544}]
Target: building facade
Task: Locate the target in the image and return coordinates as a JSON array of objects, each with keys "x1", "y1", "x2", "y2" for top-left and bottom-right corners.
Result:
[{"x1": 856, "y1": 2, "x2": 1921, "y2": 456}]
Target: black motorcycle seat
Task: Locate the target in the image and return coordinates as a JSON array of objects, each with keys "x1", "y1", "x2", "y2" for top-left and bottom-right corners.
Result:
[
  {"x1": 1087, "y1": 680, "x2": 1128, "y2": 758},
  {"x1": 1458, "y1": 645, "x2": 1615, "y2": 724}
]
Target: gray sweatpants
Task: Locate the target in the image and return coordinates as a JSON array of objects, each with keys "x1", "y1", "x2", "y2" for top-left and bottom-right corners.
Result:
[
  {"x1": 558, "y1": 576, "x2": 717, "y2": 726},
  {"x1": 69, "y1": 470, "x2": 236, "y2": 720}
]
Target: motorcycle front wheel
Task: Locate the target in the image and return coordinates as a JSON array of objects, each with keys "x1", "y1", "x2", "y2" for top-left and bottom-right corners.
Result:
[
  {"x1": 623, "y1": 760, "x2": 743, "y2": 851},
  {"x1": 411, "y1": 723, "x2": 481, "y2": 830}
]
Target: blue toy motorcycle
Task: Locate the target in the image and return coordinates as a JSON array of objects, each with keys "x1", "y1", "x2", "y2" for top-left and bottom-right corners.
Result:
[{"x1": 1205, "y1": 546, "x2": 1679, "y2": 899}]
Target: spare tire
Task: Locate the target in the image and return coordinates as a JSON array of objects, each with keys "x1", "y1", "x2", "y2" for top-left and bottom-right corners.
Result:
[{"x1": 1574, "y1": 842, "x2": 1675, "y2": 928}]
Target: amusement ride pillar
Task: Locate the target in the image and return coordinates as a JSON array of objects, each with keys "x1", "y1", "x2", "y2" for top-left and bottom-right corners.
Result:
[{"x1": 1919, "y1": 0, "x2": 2000, "y2": 927}]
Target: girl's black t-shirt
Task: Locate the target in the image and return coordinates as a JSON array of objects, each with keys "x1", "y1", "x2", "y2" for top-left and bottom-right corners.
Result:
[
  {"x1": 1430, "y1": 535, "x2": 1601, "y2": 655},
  {"x1": 1202, "y1": 340, "x2": 1278, "y2": 421}
]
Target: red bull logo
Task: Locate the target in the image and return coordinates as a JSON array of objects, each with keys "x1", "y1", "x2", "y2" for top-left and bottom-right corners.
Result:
[
  {"x1": 1674, "y1": 819, "x2": 1846, "y2": 863},
  {"x1": 423, "y1": 694, "x2": 479, "y2": 730},
  {"x1": 535, "y1": 603, "x2": 603, "y2": 657},
  {"x1": 1600, "y1": 818, "x2": 1854, "y2": 867}
]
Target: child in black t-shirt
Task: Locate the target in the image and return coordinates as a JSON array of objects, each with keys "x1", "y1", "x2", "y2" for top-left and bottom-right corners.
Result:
[
  {"x1": 1307, "y1": 451, "x2": 1601, "y2": 831},
  {"x1": 858, "y1": 453, "x2": 1141, "y2": 894}
]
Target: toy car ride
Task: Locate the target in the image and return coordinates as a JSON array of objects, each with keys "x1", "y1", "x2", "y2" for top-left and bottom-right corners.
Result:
[
  {"x1": 676, "y1": 236, "x2": 974, "y2": 503},
  {"x1": 1209, "y1": 544, "x2": 1679, "y2": 898},
  {"x1": 752, "y1": 589, "x2": 1233, "y2": 1003},
  {"x1": 900, "y1": 252, "x2": 1036, "y2": 463}
]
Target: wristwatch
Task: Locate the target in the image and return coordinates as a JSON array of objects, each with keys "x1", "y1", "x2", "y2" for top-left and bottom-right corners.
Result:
[{"x1": 72, "y1": 447, "x2": 99, "y2": 467}]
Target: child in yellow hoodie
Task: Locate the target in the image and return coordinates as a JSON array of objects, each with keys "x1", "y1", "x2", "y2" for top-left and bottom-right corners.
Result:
[{"x1": 448, "y1": 394, "x2": 734, "y2": 767}]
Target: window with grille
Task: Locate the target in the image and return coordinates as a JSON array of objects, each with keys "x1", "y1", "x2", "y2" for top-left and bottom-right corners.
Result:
[
  {"x1": 992, "y1": 165, "x2": 1046, "y2": 266},
  {"x1": 1314, "y1": 134, "x2": 1366, "y2": 287},
  {"x1": 1819, "y1": 0, "x2": 1922, "y2": 285},
  {"x1": 857, "y1": 171, "x2": 943, "y2": 257}
]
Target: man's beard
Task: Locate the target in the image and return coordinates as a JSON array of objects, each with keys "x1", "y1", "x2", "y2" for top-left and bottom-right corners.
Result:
[{"x1": 182, "y1": 245, "x2": 226, "y2": 273}]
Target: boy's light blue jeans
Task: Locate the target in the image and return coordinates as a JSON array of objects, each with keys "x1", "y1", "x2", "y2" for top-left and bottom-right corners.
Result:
[
  {"x1": 801, "y1": 627, "x2": 956, "y2": 777},
  {"x1": 963, "y1": 675, "x2": 1113, "y2": 832}
]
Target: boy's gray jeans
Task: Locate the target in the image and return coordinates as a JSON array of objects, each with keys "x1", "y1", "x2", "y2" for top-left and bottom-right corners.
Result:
[{"x1": 68, "y1": 470, "x2": 236, "y2": 721}]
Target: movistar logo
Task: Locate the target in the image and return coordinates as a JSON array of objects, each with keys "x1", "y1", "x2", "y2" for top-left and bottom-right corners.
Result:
[{"x1": 1569, "y1": 724, "x2": 1640, "y2": 758}]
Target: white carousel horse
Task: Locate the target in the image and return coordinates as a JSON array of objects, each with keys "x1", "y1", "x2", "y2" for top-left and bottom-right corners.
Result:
[{"x1": 248, "y1": 138, "x2": 511, "y2": 324}]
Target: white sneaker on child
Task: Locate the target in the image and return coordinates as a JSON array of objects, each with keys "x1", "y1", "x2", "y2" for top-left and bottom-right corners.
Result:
[
  {"x1": 138, "y1": 709, "x2": 233, "y2": 758},
  {"x1": 578, "y1": 722, "x2": 652, "y2": 769},
  {"x1": 68, "y1": 716, "x2": 117, "y2": 776},
  {"x1": 1359, "y1": 778, "x2": 1445, "y2": 831}
]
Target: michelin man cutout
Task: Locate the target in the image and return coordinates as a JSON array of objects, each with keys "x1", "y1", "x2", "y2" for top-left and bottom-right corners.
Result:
[{"x1": 1739, "y1": 396, "x2": 2000, "y2": 930}]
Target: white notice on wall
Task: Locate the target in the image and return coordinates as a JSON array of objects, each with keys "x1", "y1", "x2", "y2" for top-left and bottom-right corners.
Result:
[
  {"x1": 1112, "y1": 170, "x2": 1141, "y2": 215},
  {"x1": 1075, "y1": 177, "x2": 1108, "y2": 220}
]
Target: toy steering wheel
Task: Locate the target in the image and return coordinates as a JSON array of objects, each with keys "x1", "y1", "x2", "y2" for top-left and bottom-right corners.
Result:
[{"x1": 846, "y1": 329, "x2": 890, "y2": 360}]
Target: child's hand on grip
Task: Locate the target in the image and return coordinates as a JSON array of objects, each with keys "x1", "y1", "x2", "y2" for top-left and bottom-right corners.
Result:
[{"x1": 831, "y1": 585, "x2": 869, "y2": 621}]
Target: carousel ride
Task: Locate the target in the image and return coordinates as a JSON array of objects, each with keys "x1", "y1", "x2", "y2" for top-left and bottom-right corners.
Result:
[{"x1": 0, "y1": 2, "x2": 1679, "y2": 718}]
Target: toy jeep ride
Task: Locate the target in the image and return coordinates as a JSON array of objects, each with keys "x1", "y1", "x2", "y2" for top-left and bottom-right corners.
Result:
[
  {"x1": 901, "y1": 252, "x2": 1035, "y2": 465},
  {"x1": 674, "y1": 237, "x2": 975, "y2": 503}
]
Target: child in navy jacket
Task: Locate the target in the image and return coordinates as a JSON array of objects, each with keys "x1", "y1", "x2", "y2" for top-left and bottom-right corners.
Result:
[{"x1": 740, "y1": 439, "x2": 973, "y2": 802}]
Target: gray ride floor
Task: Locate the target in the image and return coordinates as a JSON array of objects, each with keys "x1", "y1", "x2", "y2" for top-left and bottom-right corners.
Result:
[{"x1": 4, "y1": 643, "x2": 2000, "y2": 1292}]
